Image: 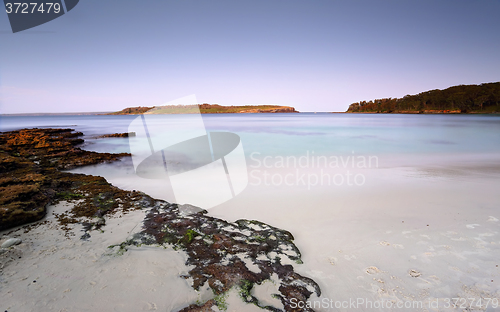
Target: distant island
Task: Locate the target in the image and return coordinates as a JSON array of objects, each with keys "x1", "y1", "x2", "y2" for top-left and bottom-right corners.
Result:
[
  {"x1": 346, "y1": 82, "x2": 500, "y2": 114},
  {"x1": 106, "y1": 104, "x2": 298, "y2": 115}
]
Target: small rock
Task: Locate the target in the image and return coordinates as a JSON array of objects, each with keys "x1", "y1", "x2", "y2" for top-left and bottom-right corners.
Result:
[
  {"x1": 93, "y1": 217, "x2": 105, "y2": 226},
  {"x1": 1, "y1": 238, "x2": 22, "y2": 248},
  {"x1": 178, "y1": 204, "x2": 205, "y2": 216}
]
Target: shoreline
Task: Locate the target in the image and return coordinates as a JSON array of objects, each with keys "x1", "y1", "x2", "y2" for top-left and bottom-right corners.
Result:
[
  {"x1": 343, "y1": 111, "x2": 500, "y2": 114},
  {"x1": 0, "y1": 112, "x2": 112, "y2": 116},
  {"x1": 0, "y1": 128, "x2": 321, "y2": 311},
  {"x1": 4, "y1": 111, "x2": 500, "y2": 117}
]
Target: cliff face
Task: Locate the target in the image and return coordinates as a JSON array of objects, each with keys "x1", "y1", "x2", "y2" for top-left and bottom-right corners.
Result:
[
  {"x1": 237, "y1": 106, "x2": 298, "y2": 113},
  {"x1": 346, "y1": 82, "x2": 500, "y2": 113}
]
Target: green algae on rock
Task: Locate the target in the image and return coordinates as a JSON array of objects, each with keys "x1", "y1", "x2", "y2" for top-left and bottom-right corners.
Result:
[{"x1": 116, "y1": 202, "x2": 321, "y2": 311}]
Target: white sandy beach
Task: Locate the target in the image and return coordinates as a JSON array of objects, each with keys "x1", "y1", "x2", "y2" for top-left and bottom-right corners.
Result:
[
  {"x1": 212, "y1": 156, "x2": 500, "y2": 311},
  {"x1": 1, "y1": 202, "x2": 207, "y2": 312},
  {"x1": 2, "y1": 151, "x2": 498, "y2": 311}
]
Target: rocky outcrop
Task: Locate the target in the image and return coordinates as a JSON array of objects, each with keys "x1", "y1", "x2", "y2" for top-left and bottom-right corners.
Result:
[
  {"x1": 0, "y1": 128, "x2": 131, "y2": 230},
  {"x1": 94, "y1": 132, "x2": 135, "y2": 138},
  {"x1": 114, "y1": 202, "x2": 320, "y2": 311},
  {"x1": 422, "y1": 109, "x2": 461, "y2": 114}
]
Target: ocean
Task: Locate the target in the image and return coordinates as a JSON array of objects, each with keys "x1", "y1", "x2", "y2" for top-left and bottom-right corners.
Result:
[{"x1": 3, "y1": 113, "x2": 500, "y2": 154}]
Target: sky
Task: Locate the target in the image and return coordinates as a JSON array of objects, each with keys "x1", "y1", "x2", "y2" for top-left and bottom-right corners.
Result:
[{"x1": 0, "y1": 0, "x2": 499, "y2": 114}]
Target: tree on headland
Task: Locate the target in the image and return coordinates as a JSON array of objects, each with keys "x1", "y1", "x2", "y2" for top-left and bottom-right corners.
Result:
[{"x1": 346, "y1": 82, "x2": 500, "y2": 113}]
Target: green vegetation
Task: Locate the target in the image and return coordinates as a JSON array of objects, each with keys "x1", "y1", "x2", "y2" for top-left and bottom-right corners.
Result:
[
  {"x1": 182, "y1": 229, "x2": 199, "y2": 244},
  {"x1": 213, "y1": 292, "x2": 228, "y2": 311},
  {"x1": 107, "y1": 242, "x2": 129, "y2": 256},
  {"x1": 106, "y1": 104, "x2": 297, "y2": 115},
  {"x1": 55, "y1": 191, "x2": 84, "y2": 200},
  {"x1": 239, "y1": 279, "x2": 254, "y2": 301},
  {"x1": 195, "y1": 104, "x2": 289, "y2": 114},
  {"x1": 106, "y1": 106, "x2": 153, "y2": 115},
  {"x1": 93, "y1": 192, "x2": 114, "y2": 212},
  {"x1": 252, "y1": 235, "x2": 266, "y2": 243},
  {"x1": 347, "y1": 82, "x2": 500, "y2": 113}
]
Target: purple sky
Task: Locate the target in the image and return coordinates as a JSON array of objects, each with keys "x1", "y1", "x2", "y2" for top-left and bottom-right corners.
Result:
[{"x1": 1, "y1": 0, "x2": 499, "y2": 114}]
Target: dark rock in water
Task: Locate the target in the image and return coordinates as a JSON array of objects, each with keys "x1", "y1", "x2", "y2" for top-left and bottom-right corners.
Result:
[
  {"x1": 117, "y1": 201, "x2": 321, "y2": 311},
  {"x1": 95, "y1": 132, "x2": 135, "y2": 139}
]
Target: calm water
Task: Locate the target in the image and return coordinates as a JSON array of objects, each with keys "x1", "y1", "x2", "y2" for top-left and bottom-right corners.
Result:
[{"x1": 2, "y1": 113, "x2": 500, "y2": 157}]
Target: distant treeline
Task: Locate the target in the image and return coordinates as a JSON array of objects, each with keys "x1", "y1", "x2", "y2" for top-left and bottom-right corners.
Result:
[
  {"x1": 105, "y1": 104, "x2": 297, "y2": 115},
  {"x1": 106, "y1": 106, "x2": 154, "y2": 115},
  {"x1": 347, "y1": 82, "x2": 500, "y2": 113}
]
